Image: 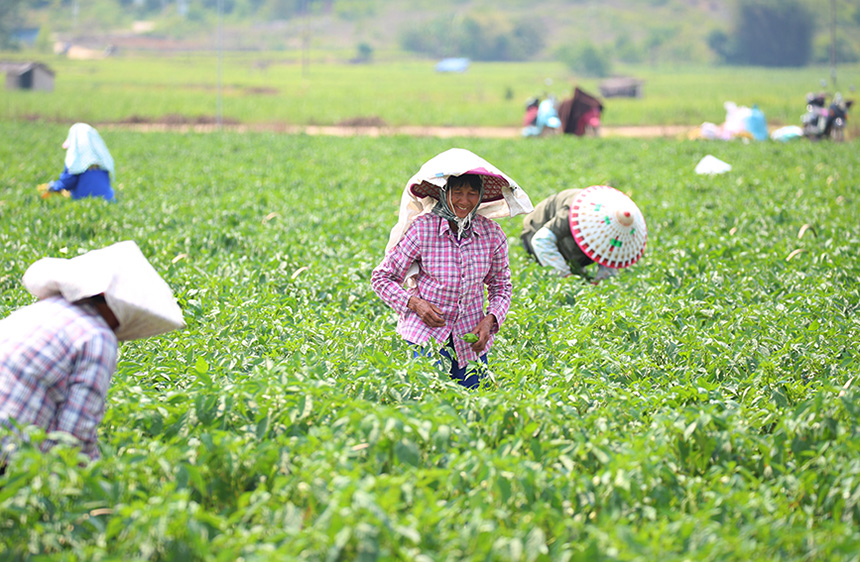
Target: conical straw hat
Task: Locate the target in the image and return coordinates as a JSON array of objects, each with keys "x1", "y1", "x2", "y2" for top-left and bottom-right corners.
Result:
[
  {"x1": 407, "y1": 148, "x2": 523, "y2": 204},
  {"x1": 568, "y1": 185, "x2": 647, "y2": 269},
  {"x1": 22, "y1": 240, "x2": 185, "y2": 341},
  {"x1": 385, "y1": 148, "x2": 533, "y2": 253}
]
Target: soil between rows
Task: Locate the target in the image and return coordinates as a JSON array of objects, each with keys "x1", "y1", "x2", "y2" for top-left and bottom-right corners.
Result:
[{"x1": 97, "y1": 121, "x2": 693, "y2": 138}]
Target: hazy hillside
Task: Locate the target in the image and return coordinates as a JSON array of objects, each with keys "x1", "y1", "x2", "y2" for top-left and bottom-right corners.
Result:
[{"x1": 18, "y1": 0, "x2": 859, "y2": 66}]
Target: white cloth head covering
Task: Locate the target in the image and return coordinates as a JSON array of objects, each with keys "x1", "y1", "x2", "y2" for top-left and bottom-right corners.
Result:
[
  {"x1": 22, "y1": 241, "x2": 185, "y2": 341},
  {"x1": 385, "y1": 148, "x2": 533, "y2": 253},
  {"x1": 62, "y1": 123, "x2": 115, "y2": 176},
  {"x1": 429, "y1": 178, "x2": 484, "y2": 240}
]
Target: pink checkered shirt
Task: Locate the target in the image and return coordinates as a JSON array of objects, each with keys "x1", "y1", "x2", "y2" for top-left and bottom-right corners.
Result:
[
  {"x1": 372, "y1": 213, "x2": 512, "y2": 367},
  {"x1": 0, "y1": 296, "x2": 117, "y2": 460}
]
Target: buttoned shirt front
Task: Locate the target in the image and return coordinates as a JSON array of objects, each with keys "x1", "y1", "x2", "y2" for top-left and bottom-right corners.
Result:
[
  {"x1": 0, "y1": 296, "x2": 118, "y2": 459},
  {"x1": 371, "y1": 213, "x2": 512, "y2": 368}
]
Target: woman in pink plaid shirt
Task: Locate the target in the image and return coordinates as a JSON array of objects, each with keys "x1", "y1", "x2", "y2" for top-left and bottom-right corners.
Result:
[{"x1": 372, "y1": 149, "x2": 533, "y2": 389}]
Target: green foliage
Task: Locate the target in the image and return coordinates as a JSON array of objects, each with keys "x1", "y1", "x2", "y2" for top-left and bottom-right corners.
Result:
[
  {"x1": 644, "y1": 25, "x2": 680, "y2": 66},
  {"x1": 0, "y1": 0, "x2": 25, "y2": 50},
  {"x1": 813, "y1": 35, "x2": 860, "y2": 64},
  {"x1": 713, "y1": 0, "x2": 815, "y2": 67},
  {"x1": 334, "y1": 0, "x2": 379, "y2": 20},
  {"x1": 12, "y1": 0, "x2": 860, "y2": 67},
  {"x1": 707, "y1": 28, "x2": 733, "y2": 62},
  {"x1": 354, "y1": 41, "x2": 374, "y2": 63},
  {"x1": 399, "y1": 12, "x2": 545, "y2": 61},
  {"x1": 33, "y1": 23, "x2": 52, "y2": 54},
  {"x1": 614, "y1": 35, "x2": 644, "y2": 64},
  {"x1": 557, "y1": 41, "x2": 612, "y2": 77},
  {"x1": 261, "y1": 0, "x2": 307, "y2": 20},
  {"x1": 1, "y1": 122, "x2": 860, "y2": 559},
  {"x1": 1, "y1": 55, "x2": 858, "y2": 129}
]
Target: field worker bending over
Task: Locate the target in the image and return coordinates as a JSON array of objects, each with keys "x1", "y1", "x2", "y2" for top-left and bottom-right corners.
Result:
[
  {"x1": 38, "y1": 123, "x2": 116, "y2": 202},
  {"x1": 521, "y1": 186, "x2": 647, "y2": 284},
  {"x1": 0, "y1": 241, "x2": 185, "y2": 469},
  {"x1": 372, "y1": 148, "x2": 533, "y2": 389}
]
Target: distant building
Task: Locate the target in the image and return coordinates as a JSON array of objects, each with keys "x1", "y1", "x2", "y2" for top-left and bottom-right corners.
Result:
[
  {"x1": 1, "y1": 61, "x2": 55, "y2": 92},
  {"x1": 599, "y1": 77, "x2": 645, "y2": 98}
]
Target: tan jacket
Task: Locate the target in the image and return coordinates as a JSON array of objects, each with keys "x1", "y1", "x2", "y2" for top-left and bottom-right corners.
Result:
[{"x1": 520, "y1": 189, "x2": 594, "y2": 273}]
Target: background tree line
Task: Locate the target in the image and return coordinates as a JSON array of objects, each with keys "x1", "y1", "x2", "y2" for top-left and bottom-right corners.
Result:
[
  {"x1": 4, "y1": 0, "x2": 859, "y2": 70},
  {"x1": 707, "y1": 0, "x2": 858, "y2": 67}
]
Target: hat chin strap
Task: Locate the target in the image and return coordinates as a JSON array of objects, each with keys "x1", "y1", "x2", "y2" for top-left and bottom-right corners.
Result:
[
  {"x1": 432, "y1": 184, "x2": 483, "y2": 239},
  {"x1": 453, "y1": 214, "x2": 473, "y2": 239}
]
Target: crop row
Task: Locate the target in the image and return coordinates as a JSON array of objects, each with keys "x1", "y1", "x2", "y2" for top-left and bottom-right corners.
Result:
[{"x1": 1, "y1": 122, "x2": 858, "y2": 560}]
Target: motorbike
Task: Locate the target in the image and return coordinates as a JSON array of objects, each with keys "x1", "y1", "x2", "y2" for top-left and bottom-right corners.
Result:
[{"x1": 802, "y1": 91, "x2": 853, "y2": 141}]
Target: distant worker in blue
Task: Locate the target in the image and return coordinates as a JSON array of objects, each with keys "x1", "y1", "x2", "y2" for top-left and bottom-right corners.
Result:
[{"x1": 38, "y1": 123, "x2": 116, "y2": 202}]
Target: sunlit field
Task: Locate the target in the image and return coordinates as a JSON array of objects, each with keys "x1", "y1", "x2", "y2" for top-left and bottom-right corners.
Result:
[
  {"x1": 2, "y1": 52, "x2": 859, "y2": 130},
  {"x1": 1, "y1": 120, "x2": 858, "y2": 560}
]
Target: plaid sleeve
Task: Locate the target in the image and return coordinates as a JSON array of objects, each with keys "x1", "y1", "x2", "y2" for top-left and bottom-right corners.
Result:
[
  {"x1": 48, "y1": 332, "x2": 117, "y2": 460},
  {"x1": 483, "y1": 227, "x2": 512, "y2": 330},
  {"x1": 371, "y1": 223, "x2": 422, "y2": 315}
]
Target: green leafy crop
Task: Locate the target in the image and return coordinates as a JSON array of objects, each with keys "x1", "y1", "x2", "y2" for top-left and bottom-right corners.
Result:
[{"x1": 1, "y1": 122, "x2": 859, "y2": 561}]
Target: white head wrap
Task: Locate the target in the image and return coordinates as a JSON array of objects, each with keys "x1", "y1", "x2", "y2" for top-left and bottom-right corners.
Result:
[
  {"x1": 429, "y1": 178, "x2": 484, "y2": 239},
  {"x1": 22, "y1": 241, "x2": 185, "y2": 341},
  {"x1": 385, "y1": 148, "x2": 533, "y2": 253},
  {"x1": 62, "y1": 123, "x2": 115, "y2": 176}
]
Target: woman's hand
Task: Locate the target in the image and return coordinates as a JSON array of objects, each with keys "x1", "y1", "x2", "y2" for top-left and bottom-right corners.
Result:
[
  {"x1": 37, "y1": 182, "x2": 69, "y2": 199},
  {"x1": 592, "y1": 264, "x2": 618, "y2": 285},
  {"x1": 407, "y1": 296, "x2": 445, "y2": 328},
  {"x1": 468, "y1": 314, "x2": 497, "y2": 353}
]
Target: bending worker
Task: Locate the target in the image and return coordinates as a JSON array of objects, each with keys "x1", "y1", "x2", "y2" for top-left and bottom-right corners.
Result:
[
  {"x1": 0, "y1": 241, "x2": 185, "y2": 467},
  {"x1": 521, "y1": 185, "x2": 647, "y2": 283},
  {"x1": 39, "y1": 123, "x2": 116, "y2": 202}
]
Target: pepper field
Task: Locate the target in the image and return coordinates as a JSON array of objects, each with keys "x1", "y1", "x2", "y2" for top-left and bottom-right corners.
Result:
[{"x1": 1, "y1": 121, "x2": 859, "y2": 561}]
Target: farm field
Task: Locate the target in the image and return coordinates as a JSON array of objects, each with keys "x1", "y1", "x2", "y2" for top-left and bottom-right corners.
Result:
[
  {"x1": 2, "y1": 54, "x2": 859, "y2": 132},
  {"x1": 1, "y1": 121, "x2": 860, "y2": 560}
]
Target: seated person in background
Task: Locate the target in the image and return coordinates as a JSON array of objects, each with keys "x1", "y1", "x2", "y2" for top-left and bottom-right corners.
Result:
[
  {"x1": 39, "y1": 123, "x2": 116, "y2": 202},
  {"x1": 521, "y1": 185, "x2": 647, "y2": 284},
  {"x1": 523, "y1": 97, "x2": 540, "y2": 126},
  {"x1": 0, "y1": 241, "x2": 185, "y2": 469}
]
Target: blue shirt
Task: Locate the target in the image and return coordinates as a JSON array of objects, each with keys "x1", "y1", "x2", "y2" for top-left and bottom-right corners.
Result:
[{"x1": 51, "y1": 166, "x2": 115, "y2": 202}]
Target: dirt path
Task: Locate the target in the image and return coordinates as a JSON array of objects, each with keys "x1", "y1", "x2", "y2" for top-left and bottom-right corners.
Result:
[{"x1": 101, "y1": 122, "x2": 693, "y2": 139}]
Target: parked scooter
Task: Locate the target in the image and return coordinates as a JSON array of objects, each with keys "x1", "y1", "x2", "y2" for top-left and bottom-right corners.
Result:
[{"x1": 802, "y1": 91, "x2": 853, "y2": 141}]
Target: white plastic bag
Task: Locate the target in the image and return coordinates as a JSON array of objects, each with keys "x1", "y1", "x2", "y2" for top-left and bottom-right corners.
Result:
[{"x1": 695, "y1": 155, "x2": 732, "y2": 175}]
